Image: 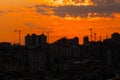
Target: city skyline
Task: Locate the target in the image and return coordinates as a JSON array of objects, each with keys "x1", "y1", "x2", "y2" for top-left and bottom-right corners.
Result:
[
  {"x1": 0, "y1": 30, "x2": 120, "y2": 80},
  {"x1": 0, "y1": 0, "x2": 120, "y2": 44}
]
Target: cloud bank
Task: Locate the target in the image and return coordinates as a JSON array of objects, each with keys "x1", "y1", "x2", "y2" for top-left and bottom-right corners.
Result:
[{"x1": 34, "y1": 0, "x2": 120, "y2": 18}]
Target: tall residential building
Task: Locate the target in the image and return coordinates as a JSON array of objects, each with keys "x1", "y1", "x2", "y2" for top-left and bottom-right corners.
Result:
[
  {"x1": 73, "y1": 37, "x2": 79, "y2": 45},
  {"x1": 25, "y1": 33, "x2": 47, "y2": 47},
  {"x1": 111, "y1": 32, "x2": 120, "y2": 43},
  {"x1": 83, "y1": 36, "x2": 89, "y2": 45},
  {"x1": 38, "y1": 34, "x2": 47, "y2": 45},
  {"x1": 25, "y1": 34, "x2": 31, "y2": 46}
]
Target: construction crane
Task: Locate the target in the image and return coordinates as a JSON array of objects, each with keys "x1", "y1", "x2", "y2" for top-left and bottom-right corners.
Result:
[
  {"x1": 43, "y1": 31, "x2": 53, "y2": 43},
  {"x1": 94, "y1": 33, "x2": 96, "y2": 41},
  {"x1": 100, "y1": 35, "x2": 102, "y2": 42},
  {"x1": 15, "y1": 30, "x2": 22, "y2": 45},
  {"x1": 89, "y1": 28, "x2": 98, "y2": 42},
  {"x1": 89, "y1": 28, "x2": 93, "y2": 41},
  {"x1": 15, "y1": 29, "x2": 30, "y2": 45}
]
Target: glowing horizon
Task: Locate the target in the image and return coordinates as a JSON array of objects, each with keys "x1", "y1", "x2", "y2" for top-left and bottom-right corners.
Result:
[{"x1": 44, "y1": 0, "x2": 94, "y2": 6}]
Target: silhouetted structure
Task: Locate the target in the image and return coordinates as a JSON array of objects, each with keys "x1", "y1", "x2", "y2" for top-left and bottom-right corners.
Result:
[
  {"x1": 0, "y1": 42, "x2": 11, "y2": 47},
  {"x1": 25, "y1": 33, "x2": 47, "y2": 47},
  {"x1": 0, "y1": 32, "x2": 120, "y2": 80},
  {"x1": 83, "y1": 36, "x2": 89, "y2": 45},
  {"x1": 111, "y1": 32, "x2": 120, "y2": 44}
]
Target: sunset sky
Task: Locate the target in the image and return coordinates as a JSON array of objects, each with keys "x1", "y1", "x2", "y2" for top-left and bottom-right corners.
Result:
[{"x1": 0, "y1": 0, "x2": 120, "y2": 44}]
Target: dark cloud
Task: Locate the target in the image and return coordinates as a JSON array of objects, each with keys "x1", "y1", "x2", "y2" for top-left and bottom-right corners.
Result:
[
  {"x1": 34, "y1": 5, "x2": 54, "y2": 15},
  {"x1": 53, "y1": 4, "x2": 120, "y2": 18},
  {"x1": 35, "y1": 5, "x2": 53, "y2": 8},
  {"x1": 91, "y1": 0, "x2": 116, "y2": 4},
  {"x1": 24, "y1": 22, "x2": 52, "y2": 30},
  {"x1": 34, "y1": 0, "x2": 120, "y2": 18},
  {"x1": 72, "y1": 0, "x2": 86, "y2": 3},
  {"x1": 91, "y1": 0, "x2": 120, "y2": 6},
  {"x1": 36, "y1": 8, "x2": 46, "y2": 14}
]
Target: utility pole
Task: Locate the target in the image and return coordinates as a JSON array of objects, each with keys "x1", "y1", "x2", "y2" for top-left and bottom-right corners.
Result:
[{"x1": 15, "y1": 30, "x2": 21, "y2": 45}]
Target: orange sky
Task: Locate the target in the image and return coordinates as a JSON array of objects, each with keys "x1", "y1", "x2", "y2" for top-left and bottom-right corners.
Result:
[{"x1": 0, "y1": 0, "x2": 120, "y2": 44}]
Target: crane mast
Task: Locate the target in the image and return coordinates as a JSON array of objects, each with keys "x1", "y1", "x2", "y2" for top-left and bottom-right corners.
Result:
[
  {"x1": 15, "y1": 30, "x2": 21, "y2": 45},
  {"x1": 43, "y1": 31, "x2": 53, "y2": 43}
]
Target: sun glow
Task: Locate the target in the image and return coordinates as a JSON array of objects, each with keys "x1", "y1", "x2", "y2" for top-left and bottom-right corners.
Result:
[{"x1": 45, "y1": 0, "x2": 94, "y2": 6}]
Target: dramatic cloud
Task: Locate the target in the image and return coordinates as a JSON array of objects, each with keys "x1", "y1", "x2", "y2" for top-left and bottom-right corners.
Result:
[
  {"x1": 91, "y1": 0, "x2": 120, "y2": 5},
  {"x1": 34, "y1": 0, "x2": 120, "y2": 18},
  {"x1": 53, "y1": 4, "x2": 120, "y2": 18},
  {"x1": 36, "y1": 8, "x2": 46, "y2": 15},
  {"x1": 35, "y1": 5, "x2": 54, "y2": 15}
]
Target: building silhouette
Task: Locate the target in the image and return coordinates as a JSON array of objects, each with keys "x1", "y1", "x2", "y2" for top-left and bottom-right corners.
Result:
[
  {"x1": 83, "y1": 36, "x2": 89, "y2": 45},
  {"x1": 111, "y1": 32, "x2": 120, "y2": 44},
  {"x1": 0, "y1": 32, "x2": 120, "y2": 79},
  {"x1": 25, "y1": 33, "x2": 47, "y2": 47}
]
